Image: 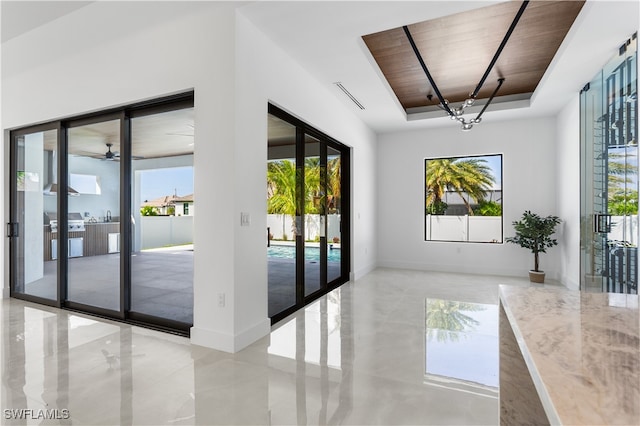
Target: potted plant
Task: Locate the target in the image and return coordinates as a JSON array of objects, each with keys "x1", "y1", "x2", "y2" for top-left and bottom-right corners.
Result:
[{"x1": 506, "y1": 210, "x2": 561, "y2": 283}]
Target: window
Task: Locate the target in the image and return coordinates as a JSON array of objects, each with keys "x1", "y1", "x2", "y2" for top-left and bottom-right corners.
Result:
[{"x1": 425, "y1": 154, "x2": 502, "y2": 243}]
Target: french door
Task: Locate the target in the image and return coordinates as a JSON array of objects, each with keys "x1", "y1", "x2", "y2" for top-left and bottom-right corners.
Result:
[
  {"x1": 9, "y1": 93, "x2": 195, "y2": 333},
  {"x1": 267, "y1": 104, "x2": 350, "y2": 323},
  {"x1": 580, "y1": 35, "x2": 638, "y2": 294}
]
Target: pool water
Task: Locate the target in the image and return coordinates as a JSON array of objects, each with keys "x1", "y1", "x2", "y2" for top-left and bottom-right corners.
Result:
[{"x1": 268, "y1": 245, "x2": 341, "y2": 262}]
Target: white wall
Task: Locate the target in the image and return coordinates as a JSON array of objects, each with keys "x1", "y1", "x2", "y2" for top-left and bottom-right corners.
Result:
[
  {"x1": 377, "y1": 117, "x2": 560, "y2": 279},
  {"x1": 66, "y1": 156, "x2": 120, "y2": 221},
  {"x1": 555, "y1": 97, "x2": 581, "y2": 290}
]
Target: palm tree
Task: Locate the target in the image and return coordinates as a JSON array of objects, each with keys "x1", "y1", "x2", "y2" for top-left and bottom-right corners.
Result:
[
  {"x1": 327, "y1": 156, "x2": 341, "y2": 213},
  {"x1": 267, "y1": 158, "x2": 328, "y2": 237},
  {"x1": 426, "y1": 299, "x2": 485, "y2": 343},
  {"x1": 425, "y1": 158, "x2": 496, "y2": 215},
  {"x1": 304, "y1": 157, "x2": 322, "y2": 214},
  {"x1": 267, "y1": 160, "x2": 299, "y2": 236}
]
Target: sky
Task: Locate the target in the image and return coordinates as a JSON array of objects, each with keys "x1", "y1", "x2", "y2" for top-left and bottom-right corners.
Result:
[
  {"x1": 140, "y1": 166, "x2": 194, "y2": 201},
  {"x1": 481, "y1": 154, "x2": 502, "y2": 189}
]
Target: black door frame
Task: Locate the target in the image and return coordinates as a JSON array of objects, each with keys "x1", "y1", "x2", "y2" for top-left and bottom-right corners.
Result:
[
  {"x1": 268, "y1": 103, "x2": 351, "y2": 324},
  {"x1": 8, "y1": 91, "x2": 195, "y2": 334}
]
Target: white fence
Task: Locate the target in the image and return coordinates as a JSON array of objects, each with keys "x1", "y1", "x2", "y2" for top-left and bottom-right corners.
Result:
[
  {"x1": 140, "y1": 215, "x2": 193, "y2": 250},
  {"x1": 426, "y1": 215, "x2": 502, "y2": 242},
  {"x1": 267, "y1": 214, "x2": 341, "y2": 241}
]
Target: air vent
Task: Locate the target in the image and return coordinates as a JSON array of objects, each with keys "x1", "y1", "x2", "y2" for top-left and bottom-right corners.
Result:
[{"x1": 334, "y1": 82, "x2": 365, "y2": 110}]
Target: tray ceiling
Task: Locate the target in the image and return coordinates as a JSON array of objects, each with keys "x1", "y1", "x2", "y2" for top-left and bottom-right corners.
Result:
[{"x1": 363, "y1": 1, "x2": 585, "y2": 112}]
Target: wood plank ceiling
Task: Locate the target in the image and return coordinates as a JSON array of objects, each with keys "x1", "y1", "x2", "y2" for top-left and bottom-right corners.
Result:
[
  {"x1": 362, "y1": 1, "x2": 585, "y2": 111},
  {"x1": 42, "y1": 108, "x2": 194, "y2": 160}
]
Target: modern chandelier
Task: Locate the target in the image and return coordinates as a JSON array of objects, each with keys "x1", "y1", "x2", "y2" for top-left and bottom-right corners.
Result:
[{"x1": 403, "y1": 0, "x2": 529, "y2": 131}]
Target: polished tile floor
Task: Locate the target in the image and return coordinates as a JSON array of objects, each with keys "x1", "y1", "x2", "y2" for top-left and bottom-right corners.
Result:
[
  {"x1": 1, "y1": 268, "x2": 556, "y2": 425},
  {"x1": 16, "y1": 246, "x2": 194, "y2": 324}
]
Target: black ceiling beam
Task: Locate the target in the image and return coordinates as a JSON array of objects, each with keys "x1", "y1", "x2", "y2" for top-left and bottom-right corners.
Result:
[
  {"x1": 403, "y1": 25, "x2": 454, "y2": 116},
  {"x1": 474, "y1": 78, "x2": 505, "y2": 122},
  {"x1": 470, "y1": 0, "x2": 529, "y2": 99}
]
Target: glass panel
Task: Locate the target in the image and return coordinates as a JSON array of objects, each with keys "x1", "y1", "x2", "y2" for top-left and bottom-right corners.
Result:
[
  {"x1": 267, "y1": 114, "x2": 298, "y2": 317},
  {"x1": 304, "y1": 134, "x2": 322, "y2": 297},
  {"x1": 131, "y1": 107, "x2": 195, "y2": 324},
  {"x1": 581, "y1": 35, "x2": 637, "y2": 294},
  {"x1": 13, "y1": 129, "x2": 58, "y2": 300},
  {"x1": 67, "y1": 119, "x2": 121, "y2": 311},
  {"x1": 425, "y1": 154, "x2": 502, "y2": 243},
  {"x1": 327, "y1": 146, "x2": 342, "y2": 283}
]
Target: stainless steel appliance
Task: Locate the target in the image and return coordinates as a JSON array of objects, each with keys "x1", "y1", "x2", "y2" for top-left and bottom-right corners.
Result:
[
  {"x1": 51, "y1": 238, "x2": 84, "y2": 259},
  {"x1": 46, "y1": 212, "x2": 85, "y2": 259},
  {"x1": 45, "y1": 212, "x2": 86, "y2": 233}
]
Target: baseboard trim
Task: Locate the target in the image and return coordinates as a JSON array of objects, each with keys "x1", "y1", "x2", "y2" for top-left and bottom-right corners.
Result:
[
  {"x1": 190, "y1": 318, "x2": 271, "y2": 353},
  {"x1": 377, "y1": 259, "x2": 530, "y2": 278},
  {"x1": 354, "y1": 262, "x2": 377, "y2": 281}
]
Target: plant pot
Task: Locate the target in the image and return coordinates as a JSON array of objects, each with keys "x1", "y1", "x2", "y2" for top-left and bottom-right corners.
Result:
[{"x1": 529, "y1": 270, "x2": 545, "y2": 283}]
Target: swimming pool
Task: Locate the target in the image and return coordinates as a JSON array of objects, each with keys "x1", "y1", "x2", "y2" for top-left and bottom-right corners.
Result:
[{"x1": 268, "y1": 245, "x2": 341, "y2": 262}]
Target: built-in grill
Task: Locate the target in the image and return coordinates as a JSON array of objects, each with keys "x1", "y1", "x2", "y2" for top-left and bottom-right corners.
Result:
[{"x1": 45, "y1": 212, "x2": 86, "y2": 233}]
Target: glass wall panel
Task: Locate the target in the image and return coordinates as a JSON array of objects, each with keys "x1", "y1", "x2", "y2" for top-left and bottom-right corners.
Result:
[
  {"x1": 304, "y1": 134, "x2": 322, "y2": 297},
  {"x1": 267, "y1": 114, "x2": 298, "y2": 317},
  {"x1": 581, "y1": 35, "x2": 637, "y2": 294},
  {"x1": 327, "y1": 146, "x2": 342, "y2": 283},
  {"x1": 12, "y1": 128, "x2": 58, "y2": 300},
  {"x1": 130, "y1": 107, "x2": 194, "y2": 325},
  {"x1": 66, "y1": 119, "x2": 121, "y2": 311}
]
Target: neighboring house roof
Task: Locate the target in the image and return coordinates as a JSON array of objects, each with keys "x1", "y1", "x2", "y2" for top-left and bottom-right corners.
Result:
[
  {"x1": 142, "y1": 194, "x2": 193, "y2": 208},
  {"x1": 174, "y1": 194, "x2": 193, "y2": 203}
]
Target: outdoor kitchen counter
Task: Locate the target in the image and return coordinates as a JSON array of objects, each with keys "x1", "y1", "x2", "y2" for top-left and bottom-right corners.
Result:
[
  {"x1": 499, "y1": 285, "x2": 639, "y2": 425},
  {"x1": 44, "y1": 222, "x2": 120, "y2": 260}
]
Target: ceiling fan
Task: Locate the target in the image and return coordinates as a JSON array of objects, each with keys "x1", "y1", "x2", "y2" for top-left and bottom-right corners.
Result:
[{"x1": 104, "y1": 143, "x2": 119, "y2": 160}]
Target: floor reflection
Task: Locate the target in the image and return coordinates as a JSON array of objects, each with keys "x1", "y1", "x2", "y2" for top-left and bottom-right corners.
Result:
[
  {"x1": 267, "y1": 288, "x2": 353, "y2": 425},
  {"x1": 425, "y1": 299, "x2": 498, "y2": 395},
  {"x1": 269, "y1": 290, "x2": 342, "y2": 369},
  {"x1": 2, "y1": 270, "x2": 536, "y2": 425}
]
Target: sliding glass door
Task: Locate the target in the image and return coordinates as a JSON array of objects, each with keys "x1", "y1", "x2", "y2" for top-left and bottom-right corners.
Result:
[
  {"x1": 304, "y1": 133, "x2": 324, "y2": 297},
  {"x1": 267, "y1": 115, "x2": 298, "y2": 317},
  {"x1": 10, "y1": 127, "x2": 59, "y2": 303},
  {"x1": 130, "y1": 107, "x2": 194, "y2": 325},
  {"x1": 326, "y1": 146, "x2": 343, "y2": 284},
  {"x1": 9, "y1": 93, "x2": 194, "y2": 333},
  {"x1": 66, "y1": 118, "x2": 121, "y2": 312},
  {"x1": 267, "y1": 104, "x2": 350, "y2": 323}
]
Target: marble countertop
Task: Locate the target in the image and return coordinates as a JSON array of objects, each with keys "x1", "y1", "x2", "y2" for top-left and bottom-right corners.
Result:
[{"x1": 499, "y1": 285, "x2": 639, "y2": 425}]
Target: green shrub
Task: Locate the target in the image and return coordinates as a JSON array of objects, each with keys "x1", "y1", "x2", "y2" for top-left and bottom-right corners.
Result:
[
  {"x1": 140, "y1": 206, "x2": 158, "y2": 216},
  {"x1": 426, "y1": 200, "x2": 448, "y2": 215},
  {"x1": 474, "y1": 200, "x2": 502, "y2": 216}
]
